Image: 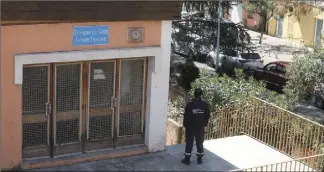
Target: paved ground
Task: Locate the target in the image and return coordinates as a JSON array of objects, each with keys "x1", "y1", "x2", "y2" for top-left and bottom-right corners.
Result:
[
  {"x1": 34, "y1": 135, "x2": 303, "y2": 171},
  {"x1": 247, "y1": 30, "x2": 308, "y2": 65}
]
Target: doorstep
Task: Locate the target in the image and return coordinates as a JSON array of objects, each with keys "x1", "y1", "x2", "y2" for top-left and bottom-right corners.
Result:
[{"x1": 23, "y1": 145, "x2": 147, "y2": 170}]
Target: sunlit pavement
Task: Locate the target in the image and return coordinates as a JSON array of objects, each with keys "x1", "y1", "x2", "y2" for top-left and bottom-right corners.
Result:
[{"x1": 33, "y1": 135, "x2": 303, "y2": 171}]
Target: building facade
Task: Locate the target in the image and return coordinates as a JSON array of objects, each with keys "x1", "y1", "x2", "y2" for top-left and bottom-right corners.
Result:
[
  {"x1": 228, "y1": 3, "x2": 243, "y2": 24},
  {"x1": 243, "y1": 11, "x2": 263, "y2": 31},
  {"x1": 267, "y1": 6, "x2": 324, "y2": 47},
  {"x1": 0, "y1": 1, "x2": 180, "y2": 170}
]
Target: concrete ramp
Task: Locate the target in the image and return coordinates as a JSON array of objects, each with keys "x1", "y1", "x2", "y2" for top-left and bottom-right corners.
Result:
[
  {"x1": 32, "y1": 135, "x2": 313, "y2": 171},
  {"x1": 203, "y1": 135, "x2": 312, "y2": 171}
]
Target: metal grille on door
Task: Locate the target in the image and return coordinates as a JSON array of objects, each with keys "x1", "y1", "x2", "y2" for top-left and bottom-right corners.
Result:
[
  {"x1": 118, "y1": 59, "x2": 144, "y2": 137},
  {"x1": 22, "y1": 59, "x2": 146, "y2": 158},
  {"x1": 88, "y1": 62, "x2": 115, "y2": 140},
  {"x1": 55, "y1": 64, "x2": 82, "y2": 145},
  {"x1": 22, "y1": 66, "x2": 49, "y2": 148}
]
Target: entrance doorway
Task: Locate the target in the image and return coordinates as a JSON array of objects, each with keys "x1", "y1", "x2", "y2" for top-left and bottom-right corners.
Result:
[
  {"x1": 276, "y1": 15, "x2": 284, "y2": 38},
  {"x1": 314, "y1": 18, "x2": 323, "y2": 47},
  {"x1": 22, "y1": 58, "x2": 147, "y2": 159}
]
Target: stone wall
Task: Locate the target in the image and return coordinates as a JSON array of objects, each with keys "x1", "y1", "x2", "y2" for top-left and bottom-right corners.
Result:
[{"x1": 166, "y1": 119, "x2": 185, "y2": 145}]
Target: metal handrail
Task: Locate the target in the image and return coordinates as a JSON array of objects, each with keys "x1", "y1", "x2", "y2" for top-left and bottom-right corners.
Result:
[
  {"x1": 168, "y1": 96, "x2": 324, "y2": 170},
  {"x1": 230, "y1": 153, "x2": 324, "y2": 172}
]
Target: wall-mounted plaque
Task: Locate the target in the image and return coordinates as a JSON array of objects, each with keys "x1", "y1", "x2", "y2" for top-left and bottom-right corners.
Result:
[
  {"x1": 127, "y1": 27, "x2": 145, "y2": 43},
  {"x1": 72, "y1": 25, "x2": 109, "y2": 46}
]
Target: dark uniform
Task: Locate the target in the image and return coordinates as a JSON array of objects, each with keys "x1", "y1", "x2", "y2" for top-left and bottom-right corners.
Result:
[{"x1": 181, "y1": 88, "x2": 210, "y2": 165}]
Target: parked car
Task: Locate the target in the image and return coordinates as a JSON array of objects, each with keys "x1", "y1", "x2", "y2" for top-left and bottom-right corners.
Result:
[
  {"x1": 247, "y1": 60, "x2": 324, "y2": 109},
  {"x1": 206, "y1": 49, "x2": 264, "y2": 70},
  {"x1": 252, "y1": 61, "x2": 290, "y2": 92}
]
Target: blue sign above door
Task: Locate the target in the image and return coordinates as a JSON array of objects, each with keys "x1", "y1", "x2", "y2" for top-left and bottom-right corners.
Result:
[{"x1": 72, "y1": 25, "x2": 109, "y2": 46}]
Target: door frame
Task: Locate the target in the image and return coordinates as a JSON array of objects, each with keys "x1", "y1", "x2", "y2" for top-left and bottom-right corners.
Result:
[
  {"x1": 115, "y1": 58, "x2": 147, "y2": 147},
  {"x1": 276, "y1": 15, "x2": 284, "y2": 38},
  {"x1": 22, "y1": 58, "x2": 148, "y2": 159},
  {"x1": 314, "y1": 18, "x2": 323, "y2": 47},
  {"x1": 22, "y1": 64, "x2": 52, "y2": 159},
  {"x1": 52, "y1": 62, "x2": 83, "y2": 156},
  {"x1": 85, "y1": 60, "x2": 117, "y2": 151}
]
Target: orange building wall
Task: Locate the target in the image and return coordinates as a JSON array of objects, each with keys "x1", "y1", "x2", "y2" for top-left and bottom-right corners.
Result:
[{"x1": 0, "y1": 21, "x2": 162, "y2": 169}]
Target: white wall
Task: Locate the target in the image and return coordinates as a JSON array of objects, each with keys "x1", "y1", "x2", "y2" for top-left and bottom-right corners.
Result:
[
  {"x1": 144, "y1": 21, "x2": 172, "y2": 152},
  {"x1": 14, "y1": 20, "x2": 173, "y2": 153},
  {"x1": 229, "y1": 3, "x2": 243, "y2": 24}
]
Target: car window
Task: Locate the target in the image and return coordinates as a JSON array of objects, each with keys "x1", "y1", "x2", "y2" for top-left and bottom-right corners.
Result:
[
  {"x1": 264, "y1": 63, "x2": 277, "y2": 72},
  {"x1": 240, "y1": 53, "x2": 261, "y2": 60},
  {"x1": 276, "y1": 64, "x2": 286, "y2": 74},
  {"x1": 222, "y1": 50, "x2": 237, "y2": 57}
]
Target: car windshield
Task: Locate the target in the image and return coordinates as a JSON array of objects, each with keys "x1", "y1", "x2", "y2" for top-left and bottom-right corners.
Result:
[
  {"x1": 240, "y1": 53, "x2": 261, "y2": 59},
  {"x1": 222, "y1": 50, "x2": 237, "y2": 57}
]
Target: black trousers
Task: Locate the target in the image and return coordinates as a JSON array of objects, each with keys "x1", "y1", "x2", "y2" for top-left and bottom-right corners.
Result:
[{"x1": 184, "y1": 126, "x2": 205, "y2": 155}]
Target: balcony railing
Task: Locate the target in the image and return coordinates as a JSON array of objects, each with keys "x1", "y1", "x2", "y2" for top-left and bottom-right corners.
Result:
[
  {"x1": 168, "y1": 96, "x2": 324, "y2": 171},
  {"x1": 230, "y1": 154, "x2": 324, "y2": 172}
]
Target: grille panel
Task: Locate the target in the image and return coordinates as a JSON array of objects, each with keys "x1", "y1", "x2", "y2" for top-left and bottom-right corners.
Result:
[
  {"x1": 88, "y1": 62, "x2": 115, "y2": 140},
  {"x1": 22, "y1": 66, "x2": 49, "y2": 148},
  {"x1": 119, "y1": 112, "x2": 142, "y2": 136},
  {"x1": 55, "y1": 64, "x2": 81, "y2": 145},
  {"x1": 118, "y1": 59, "x2": 144, "y2": 137}
]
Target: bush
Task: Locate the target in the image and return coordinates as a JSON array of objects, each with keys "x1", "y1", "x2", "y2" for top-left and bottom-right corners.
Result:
[
  {"x1": 168, "y1": 69, "x2": 290, "y2": 124},
  {"x1": 191, "y1": 69, "x2": 289, "y2": 110},
  {"x1": 178, "y1": 59, "x2": 200, "y2": 92},
  {"x1": 168, "y1": 96, "x2": 185, "y2": 124},
  {"x1": 284, "y1": 48, "x2": 324, "y2": 106}
]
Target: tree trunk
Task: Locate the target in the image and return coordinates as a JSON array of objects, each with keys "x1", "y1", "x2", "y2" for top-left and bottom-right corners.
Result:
[
  {"x1": 258, "y1": 19, "x2": 267, "y2": 44},
  {"x1": 184, "y1": 90, "x2": 190, "y2": 104},
  {"x1": 258, "y1": 32, "x2": 264, "y2": 44}
]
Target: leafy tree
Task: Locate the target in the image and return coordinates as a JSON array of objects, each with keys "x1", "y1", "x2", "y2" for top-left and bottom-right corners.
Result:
[
  {"x1": 284, "y1": 48, "x2": 324, "y2": 108},
  {"x1": 191, "y1": 69, "x2": 289, "y2": 110},
  {"x1": 172, "y1": 1, "x2": 253, "y2": 58},
  {"x1": 170, "y1": 1, "x2": 253, "y2": 97},
  {"x1": 177, "y1": 58, "x2": 200, "y2": 102},
  {"x1": 168, "y1": 69, "x2": 289, "y2": 123},
  {"x1": 243, "y1": 0, "x2": 314, "y2": 44},
  {"x1": 243, "y1": 0, "x2": 277, "y2": 44}
]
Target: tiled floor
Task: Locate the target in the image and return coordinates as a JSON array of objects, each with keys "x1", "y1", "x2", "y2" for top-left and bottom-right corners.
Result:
[{"x1": 32, "y1": 135, "x2": 300, "y2": 171}]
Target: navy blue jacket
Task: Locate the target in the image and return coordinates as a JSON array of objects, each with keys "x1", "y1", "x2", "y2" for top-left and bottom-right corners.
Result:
[{"x1": 183, "y1": 98, "x2": 210, "y2": 128}]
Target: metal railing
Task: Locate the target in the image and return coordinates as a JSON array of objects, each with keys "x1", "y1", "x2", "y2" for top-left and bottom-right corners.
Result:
[
  {"x1": 168, "y1": 96, "x2": 324, "y2": 170},
  {"x1": 183, "y1": 96, "x2": 324, "y2": 171},
  {"x1": 204, "y1": 97, "x2": 324, "y2": 159},
  {"x1": 230, "y1": 154, "x2": 324, "y2": 172}
]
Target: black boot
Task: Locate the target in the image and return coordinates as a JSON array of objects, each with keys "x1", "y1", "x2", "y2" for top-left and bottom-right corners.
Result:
[
  {"x1": 197, "y1": 154, "x2": 203, "y2": 164},
  {"x1": 181, "y1": 155, "x2": 191, "y2": 165}
]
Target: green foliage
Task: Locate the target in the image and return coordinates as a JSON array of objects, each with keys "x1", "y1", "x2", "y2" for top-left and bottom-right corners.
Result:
[
  {"x1": 178, "y1": 59, "x2": 200, "y2": 92},
  {"x1": 284, "y1": 48, "x2": 324, "y2": 104},
  {"x1": 243, "y1": 0, "x2": 276, "y2": 17},
  {"x1": 190, "y1": 69, "x2": 289, "y2": 110},
  {"x1": 168, "y1": 96, "x2": 185, "y2": 124},
  {"x1": 172, "y1": 1, "x2": 253, "y2": 55}
]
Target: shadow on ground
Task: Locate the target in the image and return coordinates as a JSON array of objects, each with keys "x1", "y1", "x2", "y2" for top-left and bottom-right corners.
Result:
[
  {"x1": 294, "y1": 102, "x2": 324, "y2": 124},
  {"x1": 32, "y1": 144, "x2": 238, "y2": 171}
]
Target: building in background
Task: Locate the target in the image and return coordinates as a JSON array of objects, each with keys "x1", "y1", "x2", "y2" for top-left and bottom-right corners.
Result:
[
  {"x1": 228, "y1": 2, "x2": 243, "y2": 24},
  {"x1": 267, "y1": 3, "x2": 324, "y2": 47},
  {"x1": 0, "y1": 1, "x2": 180, "y2": 170}
]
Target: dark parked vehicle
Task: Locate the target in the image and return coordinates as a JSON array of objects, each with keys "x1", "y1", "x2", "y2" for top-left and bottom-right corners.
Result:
[
  {"x1": 249, "y1": 61, "x2": 324, "y2": 110},
  {"x1": 252, "y1": 61, "x2": 290, "y2": 92}
]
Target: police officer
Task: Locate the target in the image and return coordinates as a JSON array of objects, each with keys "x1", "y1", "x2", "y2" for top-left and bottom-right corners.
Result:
[{"x1": 181, "y1": 88, "x2": 210, "y2": 165}]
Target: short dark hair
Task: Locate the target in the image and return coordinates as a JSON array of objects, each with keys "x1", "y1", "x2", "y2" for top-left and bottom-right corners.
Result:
[{"x1": 194, "y1": 88, "x2": 203, "y2": 98}]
